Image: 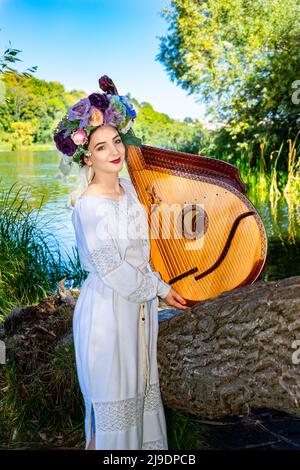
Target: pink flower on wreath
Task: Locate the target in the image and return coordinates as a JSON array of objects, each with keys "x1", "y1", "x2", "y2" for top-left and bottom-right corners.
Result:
[
  {"x1": 88, "y1": 106, "x2": 104, "y2": 126},
  {"x1": 71, "y1": 129, "x2": 88, "y2": 146}
]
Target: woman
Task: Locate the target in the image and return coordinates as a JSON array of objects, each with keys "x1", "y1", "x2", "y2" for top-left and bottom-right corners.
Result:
[{"x1": 54, "y1": 77, "x2": 187, "y2": 450}]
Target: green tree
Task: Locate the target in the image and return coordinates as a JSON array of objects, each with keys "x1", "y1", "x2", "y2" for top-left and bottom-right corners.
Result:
[
  {"x1": 10, "y1": 121, "x2": 34, "y2": 148},
  {"x1": 0, "y1": 72, "x2": 86, "y2": 146},
  {"x1": 134, "y1": 101, "x2": 206, "y2": 153},
  {"x1": 157, "y1": 0, "x2": 300, "y2": 155}
]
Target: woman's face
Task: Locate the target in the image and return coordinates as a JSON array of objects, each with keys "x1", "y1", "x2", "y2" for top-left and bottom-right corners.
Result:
[{"x1": 84, "y1": 124, "x2": 126, "y2": 174}]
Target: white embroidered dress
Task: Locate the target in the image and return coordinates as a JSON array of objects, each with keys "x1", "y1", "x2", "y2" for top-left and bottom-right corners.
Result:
[{"x1": 71, "y1": 176, "x2": 171, "y2": 450}]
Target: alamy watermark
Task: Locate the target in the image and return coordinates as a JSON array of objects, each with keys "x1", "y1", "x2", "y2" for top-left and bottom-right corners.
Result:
[
  {"x1": 291, "y1": 80, "x2": 300, "y2": 124},
  {"x1": 94, "y1": 201, "x2": 206, "y2": 250},
  {"x1": 292, "y1": 339, "x2": 300, "y2": 365},
  {"x1": 0, "y1": 340, "x2": 6, "y2": 365}
]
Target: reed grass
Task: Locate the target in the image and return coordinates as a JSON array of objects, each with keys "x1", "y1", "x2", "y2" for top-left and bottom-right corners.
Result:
[
  {"x1": 0, "y1": 179, "x2": 85, "y2": 321},
  {"x1": 218, "y1": 137, "x2": 300, "y2": 205}
]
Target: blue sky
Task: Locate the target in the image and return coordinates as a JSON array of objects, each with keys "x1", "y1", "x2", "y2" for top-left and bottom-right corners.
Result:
[{"x1": 0, "y1": 0, "x2": 207, "y2": 121}]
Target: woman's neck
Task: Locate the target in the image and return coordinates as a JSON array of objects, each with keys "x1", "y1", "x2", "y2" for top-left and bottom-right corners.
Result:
[{"x1": 89, "y1": 174, "x2": 121, "y2": 194}]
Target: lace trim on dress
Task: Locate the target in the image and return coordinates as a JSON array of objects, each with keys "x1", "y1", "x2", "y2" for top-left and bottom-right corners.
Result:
[
  {"x1": 127, "y1": 275, "x2": 157, "y2": 303},
  {"x1": 93, "y1": 395, "x2": 144, "y2": 433},
  {"x1": 85, "y1": 383, "x2": 167, "y2": 447},
  {"x1": 89, "y1": 243, "x2": 122, "y2": 276},
  {"x1": 88, "y1": 245, "x2": 157, "y2": 302},
  {"x1": 142, "y1": 438, "x2": 168, "y2": 450},
  {"x1": 90, "y1": 383, "x2": 164, "y2": 434},
  {"x1": 144, "y1": 382, "x2": 163, "y2": 412},
  {"x1": 86, "y1": 383, "x2": 163, "y2": 432}
]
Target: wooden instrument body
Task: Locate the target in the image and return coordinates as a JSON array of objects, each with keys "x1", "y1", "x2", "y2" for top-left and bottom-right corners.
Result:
[
  {"x1": 126, "y1": 144, "x2": 268, "y2": 307},
  {"x1": 97, "y1": 75, "x2": 268, "y2": 307}
]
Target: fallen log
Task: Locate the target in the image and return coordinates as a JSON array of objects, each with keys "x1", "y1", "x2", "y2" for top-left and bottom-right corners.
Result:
[{"x1": 157, "y1": 276, "x2": 300, "y2": 419}]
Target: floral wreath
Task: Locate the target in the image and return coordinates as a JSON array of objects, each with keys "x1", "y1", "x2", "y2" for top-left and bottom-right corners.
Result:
[{"x1": 53, "y1": 75, "x2": 142, "y2": 166}]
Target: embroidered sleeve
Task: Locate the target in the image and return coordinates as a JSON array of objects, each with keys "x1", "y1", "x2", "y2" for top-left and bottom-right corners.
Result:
[
  {"x1": 88, "y1": 243, "x2": 160, "y2": 302},
  {"x1": 76, "y1": 199, "x2": 170, "y2": 303},
  {"x1": 89, "y1": 242, "x2": 123, "y2": 276}
]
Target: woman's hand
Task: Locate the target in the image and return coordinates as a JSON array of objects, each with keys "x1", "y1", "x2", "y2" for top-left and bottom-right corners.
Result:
[{"x1": 162, "y1": 287, "x2": 188, "y2": 310}]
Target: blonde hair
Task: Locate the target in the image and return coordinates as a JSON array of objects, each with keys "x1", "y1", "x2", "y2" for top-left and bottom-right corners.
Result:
[{"x1": 67, "y1": 164, "x2": 95, "y2": 208}]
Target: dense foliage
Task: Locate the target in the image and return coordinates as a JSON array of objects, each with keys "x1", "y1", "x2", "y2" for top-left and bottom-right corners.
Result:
[
  {"x1": 157, "y1": 0, "x2": 300, "y2": 159},
  {"x1": 0, "y1": 73, "x2": 207, "y2": 153}
]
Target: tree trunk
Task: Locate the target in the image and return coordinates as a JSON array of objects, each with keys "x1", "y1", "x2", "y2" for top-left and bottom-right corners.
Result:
[{"x1": 157, "y1": 276, "x2": 300, "y2": 419}]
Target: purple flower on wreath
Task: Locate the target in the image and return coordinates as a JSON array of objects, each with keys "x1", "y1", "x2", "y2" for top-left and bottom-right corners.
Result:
[
  {"x1": 103, "y1": 106, "x2": 123, "y2": 127},
  {"x1": 88, "y1": 93, "x2": 110, "y2": 112},
  {"x1": 54, "y1": 131, "x2": 77, "y2": 156},
  {"x1": 67, "y1": 98, "x2": 91, "y2": 129}
]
